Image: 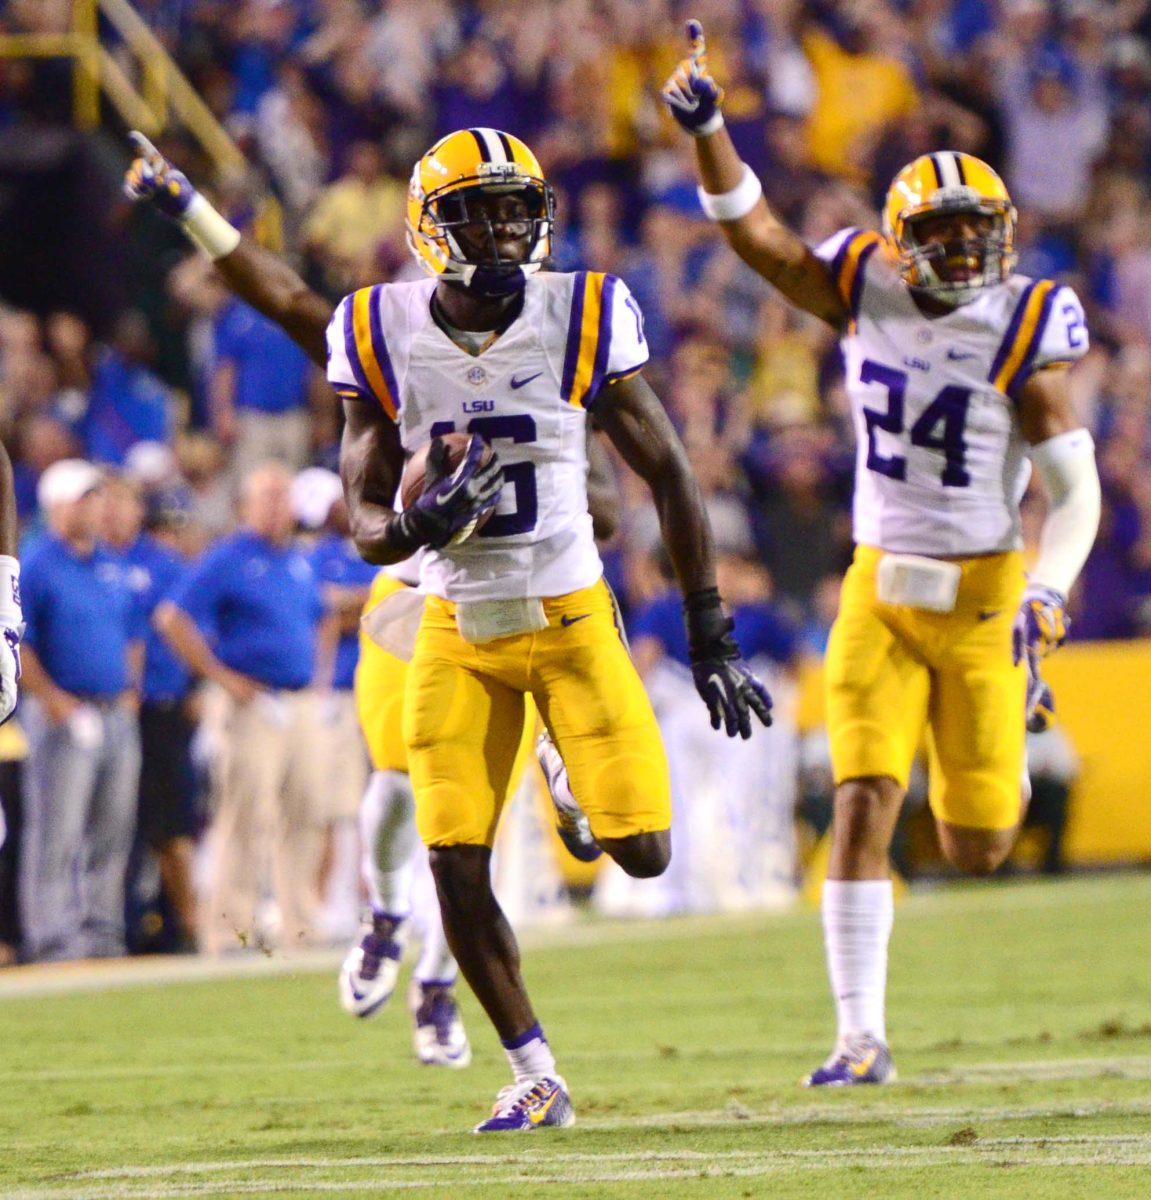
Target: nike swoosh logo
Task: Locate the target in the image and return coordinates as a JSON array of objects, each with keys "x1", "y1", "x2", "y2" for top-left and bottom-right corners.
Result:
[
  {"x1": 528, "y1": 1089, "x2": 559, "y2": 1125},
  {"x1": 947, "y1": 349, "x2": 978, "y2": 361},
  {"x1": 851, "y1": 1049, "x2": 879, "y2": 1078},
  {"x1": 560, "y1": 614, "x2": 590, "y2": 627},
  {"x1": 978, "y1": 609, "x2": 1001, "y2": 622},
  {"x1": 510, "y1": 372, "x2": 542, "y2": 390}
]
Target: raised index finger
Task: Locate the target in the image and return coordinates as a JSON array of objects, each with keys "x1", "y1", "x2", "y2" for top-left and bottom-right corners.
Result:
[
  {"x1": 685, "y1": 18, "x2": 706, "y2": 61},
  {"x1": 128, "y1": 129, "x2": 162, "y2": 163}
]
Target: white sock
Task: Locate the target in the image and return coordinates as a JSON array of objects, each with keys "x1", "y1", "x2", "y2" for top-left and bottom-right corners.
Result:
[
  {"x1": 411, "y1": 846, "x2": 458, "y2": 985},
  {"x1": 501, "y1": 1023, "x2": 557, "y2": 1083},
  {"x1": 359, "y1": 771, "x2": 419, "y2": 918},
  {"x1": 821, "y1": 879, "x2": 894, "y2": 1045}
]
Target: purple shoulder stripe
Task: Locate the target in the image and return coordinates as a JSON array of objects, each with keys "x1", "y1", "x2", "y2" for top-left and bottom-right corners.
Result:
[
  {"x1": 341, "y1": 297, "x2": 372, "y2": 395},
  {"x1": 560, "y1": 272, "x2": 587, "y2": 402},
  {"x1": 367, "y1": 284, "x2": 400, "y2": 408},
  {"x1": 585, "y1": 274, "x2": 617, "y2": 405}
]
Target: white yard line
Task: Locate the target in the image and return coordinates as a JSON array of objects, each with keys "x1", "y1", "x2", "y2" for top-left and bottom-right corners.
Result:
[
  {"x1": 13, "y1": 1141, "x2": 1151, "y2": 1200},
  {"x1": 71, "y1": 1135, "x2": 1151, "y2": 1179}
]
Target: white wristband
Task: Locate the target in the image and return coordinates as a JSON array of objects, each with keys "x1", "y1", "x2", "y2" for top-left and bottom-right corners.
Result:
[
  {"x1": 180, "y1": 193, "x2": 242, "y2": 260},
  {"x1": 697, "y1": 163, "x2": 763, "y2": 222},
  {"x1": 691, "y1": 112, "x2": 725, "y2": 138},
  {"x1": 0, "y1": 555, "x2": 21, "y2": 628}
]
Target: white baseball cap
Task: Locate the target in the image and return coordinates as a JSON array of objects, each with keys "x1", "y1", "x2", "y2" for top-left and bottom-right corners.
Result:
[
  {"x1": 291, "y1": 467, "x2": 344, "y2": 530},
  {"x1": 37, "y1": 459, "x2": 104, "y2": 509}
]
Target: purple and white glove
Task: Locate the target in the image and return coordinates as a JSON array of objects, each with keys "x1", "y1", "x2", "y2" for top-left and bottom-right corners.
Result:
[
  {"x1": 661, "y1": 20, "x2": 725, "y2": 137},
  {"x1": 1023, "y1": 654, "x2": 1055, "y2": 734},
  {"x1": 1012, "y1": 584, "x2": 1065, "y2": 734},
  {"x1": 685, "y1": 587, "x2": 773, "y2": 739},
  {"x1": 124, "y1": 131, "x2": 241, "y2": 259},
  {"x1": 124, "y1": 131, "x2": 197, "y2": 218},
  {"x1": 0, "y1": 556, "x2": 22, "y2": 727},
  {"x1": 1012, "y1": 584, "x2": 1068, "y2": 663},
  {"x1": 392, "y1": 435, "x2": 504, "y2": 554}
]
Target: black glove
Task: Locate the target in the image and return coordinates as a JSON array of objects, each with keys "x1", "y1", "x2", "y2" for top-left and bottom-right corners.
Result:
[
  {"x1": 391, "y1": 434, "x2": 504, "y2": 554},
  {"x1": 684, "y1": 587, "x2": 773, "y2": 739}
]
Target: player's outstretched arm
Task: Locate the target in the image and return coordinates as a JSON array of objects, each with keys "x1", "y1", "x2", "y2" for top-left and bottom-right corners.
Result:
[
  {"x1": 1012, "y1": 365, "x2": 1101, "y2": 730},
  {"x1": 340, "y1": 398, "x2": 503, "y2": 564},
  {"x1": 124, "y1": 133, "x2": 332, "y2": 367},
  {"x1": 661, "y1": 21, "x2": 846, "y2": 327},
  {"x1": 596, "y1": 372, "x2": 772, "y2": 738}
]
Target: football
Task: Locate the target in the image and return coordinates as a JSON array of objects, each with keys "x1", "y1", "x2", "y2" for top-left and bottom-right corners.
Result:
[{"x1": 399, "y1": 431, "x2": 496, "y2": 543}]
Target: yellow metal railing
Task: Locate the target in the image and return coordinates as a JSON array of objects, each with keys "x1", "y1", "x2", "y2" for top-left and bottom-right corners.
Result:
[{"x1": 0, "y1": 0, "x2": 244, "y2": 177}]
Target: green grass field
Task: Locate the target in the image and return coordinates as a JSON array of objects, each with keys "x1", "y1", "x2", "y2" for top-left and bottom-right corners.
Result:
[{"x1": 3, "y1": 874, "x2": 1151, "y2": 1199}]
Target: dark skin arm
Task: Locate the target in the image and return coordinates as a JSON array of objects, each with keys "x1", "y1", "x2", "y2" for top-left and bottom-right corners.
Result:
[
  {"x1": 339, "y1": 395, "x2": 409, "y2": 565},
  {"x1": 211, "y1": 239, "x2": 333, "y2": 368},
  {"x1": 593, "y1": 372, "x2": 715, "y2": 596},
  {"x1": 0, "y1": 439, "x2": 16, "y2": 558},
  {"x1": 1017, "y1": 364, "x2": 1080, "y2": 444},
  {"x1": 585, "y1": 427, "x2": 620, "y2": 542},
  {"x1": 693, "y1": 123, "x2": 847, "y2": 328}
]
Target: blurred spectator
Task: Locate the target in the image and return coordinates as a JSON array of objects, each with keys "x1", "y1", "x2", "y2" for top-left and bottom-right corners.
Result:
[
  {"x1": 303, "y1": 141, "x2": 407, "y2": 294},
  {"x1": 156, "y1": 462, "x2": 333, "y2": 952},
  {"x1": 83, "y1": 312, "x2": 176, "y2": 467},
  {"x1": 18, "y1": 460, "x2": 144, "y2": 961},
  {"x1": 211, "y1": 297, "x2": 318, "y2": 480},
  {"x1": 998, "y1": 48, "x2": 1109, "y2": 223},
  {"x1": 104, "y1": 475, "x2": 201, "y2": 953},
  {"x1": 801, "y1": 4, "x2": 919, "y2": 184},
  {"x1": 293, "y1": 467, "x2": 376, "y2": 934}
]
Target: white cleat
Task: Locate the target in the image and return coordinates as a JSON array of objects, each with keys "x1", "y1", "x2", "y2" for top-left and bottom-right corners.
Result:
[
  {"x1": 409, "y1": 979, "x2": 472, "y2": 1069},
  {"x1": 338, "y1": 915, "x2": 406, "y2": 1019}
]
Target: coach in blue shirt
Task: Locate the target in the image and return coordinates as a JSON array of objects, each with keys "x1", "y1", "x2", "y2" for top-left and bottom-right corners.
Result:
[
  {"x1": 19, "y1": 459, "x2": 145, "y2": 962},
  {"x1": 156, "y1": 462, "x2": 332, "y2": 952},
  {"x1": 212, "y1": 297, "x2": 316, "y2": 479}
]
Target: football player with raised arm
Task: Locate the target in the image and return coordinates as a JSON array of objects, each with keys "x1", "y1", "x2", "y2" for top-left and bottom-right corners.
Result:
[
  {"x1": 664, "y1": 21, "x2": 1101, "y2": 1086},
  {"x1": 126, "y1": 129, "x2": 771, "y2": 1130}
]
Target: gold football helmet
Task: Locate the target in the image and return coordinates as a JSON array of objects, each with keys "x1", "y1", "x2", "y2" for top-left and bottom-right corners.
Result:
[
  {"x1": 406, "y1": 127, "x2": 554, "y2": 296},
  {"x1": 883, "y1": 151, "x2": 1016, "y2": 306}
]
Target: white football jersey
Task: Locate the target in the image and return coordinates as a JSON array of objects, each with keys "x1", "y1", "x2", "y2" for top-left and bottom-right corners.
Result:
[
  {"x1": 327, "y1": 271, "x2": 647, "y2": 600},
  {"x1": 816, "y1": 228, "x2": 1089, "y2": 557}
]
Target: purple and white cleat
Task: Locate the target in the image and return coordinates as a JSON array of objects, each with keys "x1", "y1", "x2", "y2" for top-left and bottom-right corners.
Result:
[
  {"x1": 803, "y1": 1033, "x2": 897, "y2": 1087},
  {"x1": 338, "y1": 913, "x2": 406, "y2": 1018},
  {"x1": 409, "y1": 980, "x2": 472, "y2": 1069},
  {"x1": 535, "y1": 732, "x2": 601, "y2": 863},
  {"x1": 473, "y1": 1075, "x2": 575, "y2": 1133}
]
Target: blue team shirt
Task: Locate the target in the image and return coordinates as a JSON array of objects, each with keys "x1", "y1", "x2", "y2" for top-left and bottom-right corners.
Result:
[
  {"x1": 168, "y1": 531, "x2": 324, "y2": 690},
  {"x1": 309, "y1": 534, "x2": 377, "y2": 691},
  {"x1": 84, "y1": 350, "x2": 172, "y2": 465},
  {"x1": 628, "y1": 591, "x2": 799, "y2": 669},
  {"x1": 213, "y1": 299, "x2": 312, "y2": 415},
  {"x1": 22, "y1": 534, "x2": 147, "y2": 696},
  {"x1": 121, "y1": 534, "x2": 193, "y2": 703}
]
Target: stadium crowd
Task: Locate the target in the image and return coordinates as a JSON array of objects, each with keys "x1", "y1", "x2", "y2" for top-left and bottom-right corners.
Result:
[{"x1": 0, "y1": 0, "x2": 1144, "y2": 961}]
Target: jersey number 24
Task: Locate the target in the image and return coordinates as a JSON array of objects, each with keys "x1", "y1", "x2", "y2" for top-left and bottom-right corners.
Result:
[{"x1": 861, "y1": 359, "x2": 971, "y2": 488}]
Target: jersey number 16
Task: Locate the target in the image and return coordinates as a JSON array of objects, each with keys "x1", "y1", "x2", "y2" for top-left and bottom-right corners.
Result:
[{"x1": 430, "y1": 415, "x2": 538, "y2": 536}]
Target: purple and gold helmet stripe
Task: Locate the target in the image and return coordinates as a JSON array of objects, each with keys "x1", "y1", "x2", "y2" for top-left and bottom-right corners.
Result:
[{"x1": 990, "y1": 279, "x2": 1057, "y2": 398}]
